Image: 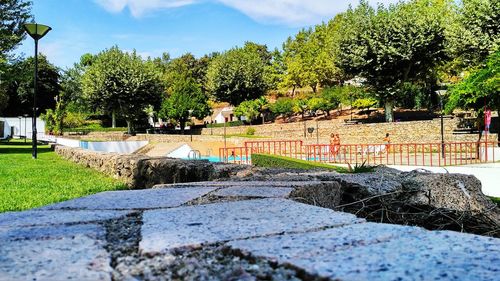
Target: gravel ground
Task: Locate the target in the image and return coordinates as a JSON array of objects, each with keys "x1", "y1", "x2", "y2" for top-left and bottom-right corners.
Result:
[
  {"x1": 113, "y1": 245, "x2": 314, "y2": 281},
  {"x1": 103, "y1": 211, "x2": 320, "y2": 281}
]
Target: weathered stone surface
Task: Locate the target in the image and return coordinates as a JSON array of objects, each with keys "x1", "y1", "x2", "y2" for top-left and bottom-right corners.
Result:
[
  {"x1": 0, "y1": 210, "x2": 129, "y2": 228},
  {"x1": 153, "y1": 181, "x2": 324, "y2": 189},
  {"x1": 230, "y1": 167, "x2": 500, "y2": 236},
  {"x1": 54, "y1": 145, "x2": 218, "y2": 188},
  {"x1": 229, "y1": 223, "x2": 500, "y2": 281},
  {"x1": 0, "y1": 235, "x2": 112, "y2": 281},
  {"x1": 213, "y1": 186, "x2": 294, "y2": 198},
  {"x1": 41, "y1": 187, "x2": 217, "y2": 210},
  {"x1": 0, "y1": 224, "x2": 105, "y2": 241},
  {"x1": 140, "y1": 198, "x2": 363, "y2": 253}
]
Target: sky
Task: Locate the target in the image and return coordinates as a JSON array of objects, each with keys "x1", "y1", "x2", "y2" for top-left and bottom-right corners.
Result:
[{"x1": 15, "y1": 0, "x2": 399, "y2": 69}]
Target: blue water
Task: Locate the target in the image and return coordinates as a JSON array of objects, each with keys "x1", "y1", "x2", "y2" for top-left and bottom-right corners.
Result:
[{"x1": 182, "y1": 156, "x2": 251, "y2": 163}]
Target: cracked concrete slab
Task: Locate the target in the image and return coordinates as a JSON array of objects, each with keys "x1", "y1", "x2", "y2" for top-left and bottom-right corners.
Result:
[
  {"x1": 212, "y1": 186, "x2": 294, "y2": 198},
  {"x1": 0, "y1": 210, "x2": 129, "y2": 228},
  {"x1": 40, "y1": 187, "x2": 217, "y2": 210},
  {"x1": 0, "y1": 235, "x2": 112, "y2": 281},
  {"x1": 140, "y1": 198, "x2": 363, "y2": 253},
  {"x1": 229, "y1": 223, "x2": 500, "y2": 281}
]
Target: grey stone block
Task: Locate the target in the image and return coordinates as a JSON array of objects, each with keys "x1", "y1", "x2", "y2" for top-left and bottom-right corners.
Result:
[
  {"x1": 0, "y1": 210, "x2": 129, "y2": 228},
  {"x1": 229, "y1": 223, "x2": 500, "y2": 281},
  {"x1": 0, "y1": 235, "x2": 112, "y2": 281},
  {"x1": 212, "y1": 186, "x2": 294, "y2": 198},
  {"x1": 0, "y1": 224, "x2": 105, "y2": 241},
  {"x1": 140, "y1": 198, "x2": 362, "y2": 253},
  {"x1": 40, "y1": 187, "x2": 217, "y2": 210},
  {"x1": 153, "y1": 181, "x2": 323, "y2": 189}
]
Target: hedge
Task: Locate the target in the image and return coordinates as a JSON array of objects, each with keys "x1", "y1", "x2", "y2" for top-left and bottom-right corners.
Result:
[{"x1": 251, "y1": 153, "x2": 347, "y2": 173}]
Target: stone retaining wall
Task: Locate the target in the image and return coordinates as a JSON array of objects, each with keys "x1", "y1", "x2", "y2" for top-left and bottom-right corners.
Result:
[
  {"x1": 201, "y1": 119, "x2": 498, "y2": 144},
  {"x1": 54, "y1": 145, "x2": 216, "y2": 189}
]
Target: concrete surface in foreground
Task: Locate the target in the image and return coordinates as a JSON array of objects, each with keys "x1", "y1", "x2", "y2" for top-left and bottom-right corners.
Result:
[{"x1": 0, "y1": 181, "x2": 499, "y2": 281}]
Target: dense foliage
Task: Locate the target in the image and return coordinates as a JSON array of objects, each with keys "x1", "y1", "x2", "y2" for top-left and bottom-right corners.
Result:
[{"x1": 82, "y1": 47, "x2": 163, "y2": 133}]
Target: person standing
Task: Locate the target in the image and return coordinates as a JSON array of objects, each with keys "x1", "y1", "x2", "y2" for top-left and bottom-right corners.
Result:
[{"x1": 383, "y1": 133, "x2": 391, "y2": 152}]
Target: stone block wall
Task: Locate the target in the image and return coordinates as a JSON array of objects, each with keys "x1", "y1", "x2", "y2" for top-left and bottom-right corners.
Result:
[
  {"x1": 54, "y1": 145, "x2": 216, "y2": 189},
  {"x1": 201, "y1": 119, "x2": 498, "y2": 144}
]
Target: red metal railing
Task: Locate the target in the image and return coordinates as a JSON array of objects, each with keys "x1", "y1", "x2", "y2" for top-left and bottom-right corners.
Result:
[
  {"x1": 219, "y1": 140, "x2": 497, "y2": 167},
  {"x1": 304, "y1": 141, "x2": 497, "y2": 167}
]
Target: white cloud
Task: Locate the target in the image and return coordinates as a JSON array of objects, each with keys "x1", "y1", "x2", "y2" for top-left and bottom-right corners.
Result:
[
  {"x1": 94, "y1": 0, "x2": 197, "y2": 17},
  {"x1": 95, "y1": 0, "x2": 401, "y2": 26}
]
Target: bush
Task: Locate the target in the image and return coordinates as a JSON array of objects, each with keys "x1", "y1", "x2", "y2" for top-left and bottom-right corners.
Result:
[
  {"x1": 352, "y1": 98, "x2": 378, "y2": 109},
  {"x1": 246, "y1": 127, "x2": 256, "y2": 135},
  {"x1": 63, "y1": 112, "x2": 89, "y2": 128},
  {"x1": 206, "y1": 120, "x2": 244, "y2": 128},
  {"x1": 252, "y1": 153, "x2": 347, "y2": 173}
]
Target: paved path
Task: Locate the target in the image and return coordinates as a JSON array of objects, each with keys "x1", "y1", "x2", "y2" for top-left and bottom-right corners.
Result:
[{"x1": 1, "y1": 181, "x2": 499, "y2": 281}]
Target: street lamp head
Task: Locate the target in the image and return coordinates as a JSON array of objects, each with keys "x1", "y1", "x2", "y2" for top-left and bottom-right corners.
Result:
[
  {"x1": 23, "y1": 23, "x2": 52, "y2": 40},
  {"x1": 435, "y1": 90, "x2": 447, "y2": 96}
]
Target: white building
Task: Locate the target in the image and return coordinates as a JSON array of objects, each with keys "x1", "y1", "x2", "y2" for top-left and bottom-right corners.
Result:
[{"x1": 0, "y1": 117, "x2": 45, "y2": 139}]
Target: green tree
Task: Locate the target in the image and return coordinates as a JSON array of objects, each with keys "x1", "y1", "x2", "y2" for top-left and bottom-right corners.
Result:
[
  {"x1": 234, "y1": 97, "x2": 269, "y2": 124},
  {"x1": 338, "y1": 0, "x2": 451, "y2": 122},
  {"x1": 1, "y1": 54, "x2": 60, "y2": 117},
  {"x1": 447, "y1": 0, "x2": 499, "y2": 66},
  {"x1": 446, "y1": 50, "x2": 500, "y2": 132},
  {"x1": 0, "y1": 0, "x2": 32, "y2": 62},
  {"x1": 159, "y1": 73, "x2": 211, "y2": 133},
  {"x1": 272, "y1": 97, "x2": 295, "y2": 122},
  {"x1": 293, "y1": 97, "x2": 310, "y2": 118},
  {"x1": 82, "y1": 47, "x2": 163, "y2": 133},
  {"x1": 206, "y1": 42, "x2": 269, "y2": 105}
]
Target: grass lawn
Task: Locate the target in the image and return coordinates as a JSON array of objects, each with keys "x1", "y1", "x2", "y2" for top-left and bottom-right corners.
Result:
[{"x1": 0, "y1": 140, "x2": 127, "y2": 213}]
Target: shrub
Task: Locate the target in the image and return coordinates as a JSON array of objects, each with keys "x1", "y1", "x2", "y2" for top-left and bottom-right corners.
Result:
[
  {"x1": 206, "y1": 120, "x2": 244, "y2": 128},
  {"x1": 252, "y1": 153, "x2": 347, "y2": 173},
  {"x1": 352, "y1": 98, "x2": 378, "y2": 109},
  {"x1": 246, "y1": 127, "x2": 256, "y2": 135}
]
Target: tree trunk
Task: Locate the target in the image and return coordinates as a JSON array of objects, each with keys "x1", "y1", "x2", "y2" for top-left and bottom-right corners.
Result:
[
  {"x1": 112, "y1": 111, "x2": 116, "y2": 128},
  {"x1": 292, "y1": 85, "x2": 296, "y2": 97},
  {"x1": 126, "y1": 120, "x2": 132, "y2": 134},
  {"x1": 384, "y1": 99, "x2": 395, "y2": 122},
  {"x1": 180, "y1": 120, "x2": 186, "y2": 135},
  {"x1": 311, "y1": 84, "x2": 317, "y2": 93}
]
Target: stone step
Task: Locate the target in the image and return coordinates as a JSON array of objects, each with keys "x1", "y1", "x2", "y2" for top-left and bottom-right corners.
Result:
[{"x1": 140, "y1": 198, "x2": 363, "y2": 253}]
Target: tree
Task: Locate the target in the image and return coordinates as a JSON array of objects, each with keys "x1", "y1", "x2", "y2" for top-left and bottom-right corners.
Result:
[
  {"x1": 271, "y1": 97, "x2": 295, "y2": 122},
  {"x1": 234, "y1": 97, "x2": 269, "y2": 124},
  {"x1": 0, "y1": 0, "x2": 32, "y2": 62},
  {"x1": 159, "y1": 73, "x2": 211, "y2": 133},
  {"x1": 338, "y1": 0, "x2": 451, "y2": 122},
  {"x1": 446, "y1": 0, "x2": 500, "y2": 66},
  {"x1": 1, "y1": 54, "x2": 60, "y2": 117},
  {"x1": 82, "y1": 47, "x2": 163, "y2": 133},
  {"x1": 206, "y1": 42, "x2": 269, "y2": 105},
  {"x1": 446, "y1": 50, "x2": 500, "y2": 133},
  {"x1": 293, "y1": 97, "x2": 310, "y2": 119}
]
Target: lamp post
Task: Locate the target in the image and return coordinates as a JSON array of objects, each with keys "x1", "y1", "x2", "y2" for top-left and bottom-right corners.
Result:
[
  {"x1": 18, "y1": 116, "x2": 22, "y2": 138},
  {"x1": 24, "y1": 114, "x2": 28, "y2": 143},
  {"x1": 436, "y1": 90, "x2": 447, "y2": 159},
  {"x1": 188, "y1": 110, "x2": 193, "y2": 142},
  {"x1": 23, "y1": 23, "x2": 52, "y2": 159}
]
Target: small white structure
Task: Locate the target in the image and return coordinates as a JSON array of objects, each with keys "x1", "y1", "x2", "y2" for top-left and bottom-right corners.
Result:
[
  {"x1": 0, "y1": 117, "x2": 45, "y2": 139},
  {"x1": 213, "y1": 107, "x2": 235, "y2": 124}
]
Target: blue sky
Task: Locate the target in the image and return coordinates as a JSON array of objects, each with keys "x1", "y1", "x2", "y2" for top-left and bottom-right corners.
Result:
[{"x1": 15, "y1": 0, "x2": 399, "y2": 69}]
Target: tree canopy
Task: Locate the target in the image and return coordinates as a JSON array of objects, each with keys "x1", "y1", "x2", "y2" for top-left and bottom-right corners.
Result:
[
  {"x1": 206, "y1": 42, "x2": 270, "y2": 106},
  {"x1": 0, "y1": 0, "x2": 32, "y2": 63},
  {"x1": 337, "y1": 0, "x2": 451, "y2": 121},
  {"x1": 82, "y1": 47, "x2": 163, "y2": 133}
]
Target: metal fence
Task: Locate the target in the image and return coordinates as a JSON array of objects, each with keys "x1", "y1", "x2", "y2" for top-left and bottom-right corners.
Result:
[{"x1": 219, "y1": 140, "x2": 498, "y2": 167}]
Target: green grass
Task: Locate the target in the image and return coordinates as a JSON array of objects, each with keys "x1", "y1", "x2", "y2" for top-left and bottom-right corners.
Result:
[
  {"x1": 490, "y1": 197, "x2": 500, "y2": 207},
  {"x1": 0, "y1": 140, "x2": 127, "y2": 213},
  {"x1": 252, "y1": 153, "x2": 348, "y2": 173}
]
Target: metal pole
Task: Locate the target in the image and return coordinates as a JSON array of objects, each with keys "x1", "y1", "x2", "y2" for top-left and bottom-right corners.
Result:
[
  {"x1": 303, "y1": 121, "x2": 306, "y2": 138},
  {"x1": 440, "y1": 96, "x2": 445, "y2": 159},
  {"x1": 32, "y1": 39, "x2": 38, "y2": 159},
  {"x1": 316, "y1": 121, "x2": 319, "y2": 144},
  {"x1": 223, "y1": 120, "x2": 227, "y2": 151},
  {"x1": 24, "y1": 116, "x2": 27, "y2": 143}
]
